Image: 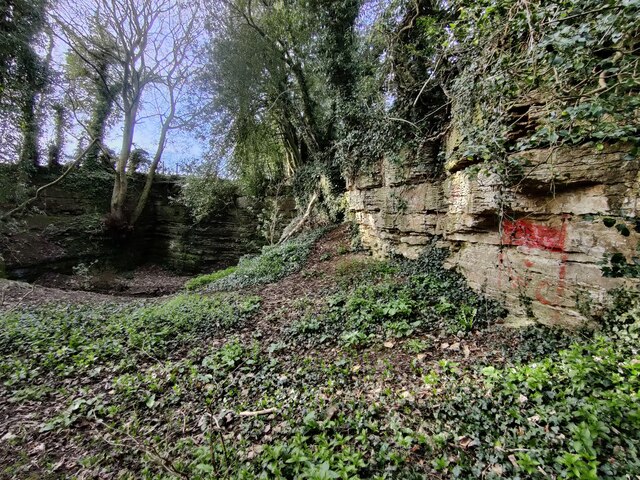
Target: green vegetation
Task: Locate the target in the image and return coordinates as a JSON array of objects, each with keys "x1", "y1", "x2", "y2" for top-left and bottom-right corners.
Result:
[
  {"x1": 437, "y1": 0, "x2": 640, "y2": 166},
  {"x1": 187, "y1": 0, "x2": 640, "y2": 224},
  {"x1": 432, "y1": 332, "x2": 640, "y2": 478},
  {"x1": 0, "y1": 293, "x2": 260, "y2": 383},
  {"x1": 3, "y1": 0, "x2": 637, "y2": 232},
  {"x1": 2, "y1": 227, "x2": 640, "y2": 478},
  {"x1": 185, "y1": 266, "x2": 238, "y2": 290},
  {"x1": 2, "y1": 0, "x2": 640, "y2": 476},
  {"x1": 199, "y1": 228, "x2": 328, "y2": 292},
  {"x1": 178, "y1": 175, "x2": 239, "y2": 223},
  {"x1": 290, "y1": 247, "x2": 505, "y2": 349},
  {"x1": 0, "y1": 0, "x2": 48, "y2": 168},
  {"x1": 234, "y1": 328, "x2": 640, "y2": 480}
]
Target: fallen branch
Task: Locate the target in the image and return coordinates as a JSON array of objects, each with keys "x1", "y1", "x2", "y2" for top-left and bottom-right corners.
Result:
[
  {"x1": 0, "y1": 139, "x2": 98, "y2": 222},
  {"x1": 278, "y1": 191, "x2": 318, "y2": 244},
  {"x1": 5, "y1": 285, "x2": 35, "y2": 313}
]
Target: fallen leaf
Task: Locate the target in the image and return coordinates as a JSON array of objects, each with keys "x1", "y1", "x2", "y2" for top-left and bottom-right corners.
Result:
[
  {"x1": 325, "y1": 405, "x2": 338, "y2": 420},
  {"x1": 399, "y1": 390, "x2": 414, "y2": 400},
  {"x1": 490, "y1": 464, "x2": 504, "y2": 476},
  {"x1": 457, "y1": 435, "x2": 480, "y2": 449},
  {"x1": 30, "y1": 443, "x2": 45, "y2": 454}
]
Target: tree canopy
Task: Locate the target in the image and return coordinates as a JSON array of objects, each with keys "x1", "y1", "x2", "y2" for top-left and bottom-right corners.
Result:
[{"x1": 0, "y1": 0, "x2": 638, "y2": 225}]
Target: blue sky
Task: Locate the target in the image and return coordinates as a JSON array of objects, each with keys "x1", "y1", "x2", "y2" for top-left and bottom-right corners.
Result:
[
  {"x1": 45, "y1": 0, "x2": 390, "y2": 172},
  {"x1": 104, "y1": 116, "x2": 205, "y2": 173}
]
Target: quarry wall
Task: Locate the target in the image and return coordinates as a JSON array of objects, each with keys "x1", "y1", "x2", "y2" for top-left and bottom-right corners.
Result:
[
  {"x1": 0, "y1": 173, "x2": 294, "y2": 280},
  {"x1": 347, "y1": 141, "x2": 640, "y2": 326}
]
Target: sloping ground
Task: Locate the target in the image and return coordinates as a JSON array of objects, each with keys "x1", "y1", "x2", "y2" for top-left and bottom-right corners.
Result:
[
  {"x1": 0, "y1": 225, "x2": 638, "y2": 479},
  {"x1": 33, "y1": 265, "x2": 193, "y2": 297},
  {"x1": 0, "y1": 266, "x2": 191, "y2": 309}
]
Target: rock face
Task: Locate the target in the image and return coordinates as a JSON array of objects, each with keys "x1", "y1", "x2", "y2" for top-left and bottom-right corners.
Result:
[
  {"x1": 347, "y1": 143, "x2": 640, "y2": 326},
  {"x1": 0, "y1": 173, "x2": 295, "y2": 280}
]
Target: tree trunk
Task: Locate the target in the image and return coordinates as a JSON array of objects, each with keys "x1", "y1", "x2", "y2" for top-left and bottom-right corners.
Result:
[
  {"x1": 110, "y1": 104, "x2": 137, "y2": 222},
  {"x1": 280, "y1": 120, "x2": 301, "y2": 174},
  {"x1": 47, "y1": 104, "x2": 65, "y2": 168},
  {"x1": 130, "y1": 112, "x2": 172, "y2": 225},
  {"x1": 19, "y1": 94, "x2": 39, "y2": 169},
  {"x1": 289, "y1": 61, "x2": 321, "y2": 154},
  {"x1": 84, "y1": 73, "x2": 114, "y2": 169}
]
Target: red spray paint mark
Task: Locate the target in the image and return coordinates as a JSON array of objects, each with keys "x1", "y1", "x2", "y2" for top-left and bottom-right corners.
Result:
[
  {"x1": 502, "y1": 219, "x2": 567, "y2": 252},
  {"x1": 535, "y1": 280, "x2": 553, "y2": 305},
  {"x1": 499, "y1": 217, "x2": 570, "y2": 309}
]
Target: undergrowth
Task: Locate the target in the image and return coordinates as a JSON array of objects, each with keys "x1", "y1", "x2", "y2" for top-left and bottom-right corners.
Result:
[
  {"x1": 1, "y1": 230, "x2": 639, "y2": 479},
  {"x1": 420, "y1": 329, "x2": 640, "y2": 479},
  {"x1": 290, "y1": 247, "x2": 506, "y2": 348},
  {"x1": 0, "y1": 293, "x2": 260, "y2": 384},
  {"x1": 196, "y1": 227, "x2": 329, "y2": 292},
  {"x1": 185, "y1": 266, "x2": 237, "y2": 290}
]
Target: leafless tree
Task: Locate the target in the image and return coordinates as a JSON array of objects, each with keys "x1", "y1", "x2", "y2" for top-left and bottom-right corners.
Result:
[{"x1": 53, "y1": 0, "x2": 203, "y2": 226}]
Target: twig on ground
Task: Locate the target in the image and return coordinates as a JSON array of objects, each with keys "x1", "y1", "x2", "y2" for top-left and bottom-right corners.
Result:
[
  {"x1": 6, "y1": 285, "x2": 35, "y2": 313},
  {"x1": 237, "y1": 407, "x2": 278, "y2": 417}
]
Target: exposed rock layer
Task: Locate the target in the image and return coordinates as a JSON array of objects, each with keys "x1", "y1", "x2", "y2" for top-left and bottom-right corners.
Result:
[
  {"x1": 0, "y1": 174, "x2": 295, "y2": 280},
  {"x1": 347, "y1": 143, "x2": 640, "y2": 326}
]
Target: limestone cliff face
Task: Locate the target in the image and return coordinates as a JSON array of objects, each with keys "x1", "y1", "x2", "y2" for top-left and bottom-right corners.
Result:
[{"x1": 347, "y1": 142, "x2": 640, "y2": 326}]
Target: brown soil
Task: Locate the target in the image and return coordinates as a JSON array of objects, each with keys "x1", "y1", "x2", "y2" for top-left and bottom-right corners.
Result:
[
  {"x1": 33, "y1": 265, "x2": 192, "y2": 297},
  {"x1": 0, "y1": 279, "x2": 128, "y2": 312},
  {"x1": 1, "y1": 265, "x2": 191, "y2": 312}
]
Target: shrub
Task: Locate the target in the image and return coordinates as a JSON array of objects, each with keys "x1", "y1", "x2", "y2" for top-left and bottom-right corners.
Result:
[
  {"x1": 185, "y1": 266, "x2": 237, "y2": 290},
  {"x1": 204, "y1": 227, "x2": 328, "y2": 291}
]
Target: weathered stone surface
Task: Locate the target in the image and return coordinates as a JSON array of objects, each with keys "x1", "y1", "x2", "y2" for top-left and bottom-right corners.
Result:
[
  {"x1": 348, "y1": 160, "x2": 447, "y2": 261},
  {"x1": 510, "y1": 185, "x2": 610, "y2": 215},
  {"x1": 514, "y1": 144, "x2": 636, "y2": 190},
  {"x1": 348, "y1": 162, "x2": 384, "y2": 190},
  {"x1": 348, "y1": 143, "x2": 640, "y2": 326},
  {"x1": 382, "y1": 144, "x2": 440, "y2": 186},
  {"x1": 0, "y1": 174, "x2": 296, "y2": 280}
]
